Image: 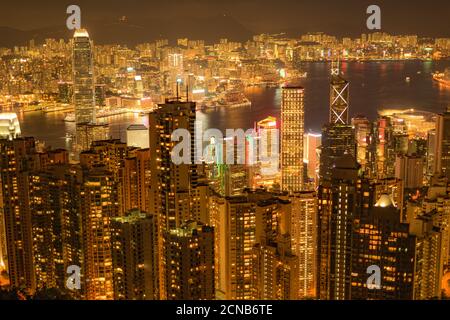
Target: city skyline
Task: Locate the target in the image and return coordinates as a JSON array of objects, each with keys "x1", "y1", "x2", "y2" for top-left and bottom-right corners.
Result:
[{"x1": 1, "y1": 1, "x2": 450, "y2": 305}]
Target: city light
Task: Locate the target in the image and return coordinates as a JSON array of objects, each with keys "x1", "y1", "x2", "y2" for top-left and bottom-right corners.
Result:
[{"x1": 0, "y1": 0, "x2": 449, "y2": 307}]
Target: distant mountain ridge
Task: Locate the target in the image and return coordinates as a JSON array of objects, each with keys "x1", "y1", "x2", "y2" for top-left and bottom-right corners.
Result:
[{"x1": 0, "y1": 15, "x2": 254, "y2": 48}]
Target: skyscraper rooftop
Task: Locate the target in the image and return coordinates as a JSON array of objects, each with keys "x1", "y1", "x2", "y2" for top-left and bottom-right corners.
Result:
[{"x1": 73, "y1": 28, "x2": 89, "y2": 38}]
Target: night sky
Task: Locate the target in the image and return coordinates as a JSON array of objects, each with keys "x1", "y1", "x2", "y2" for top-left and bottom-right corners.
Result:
[{"x1": 0, "y1": 0, "x2": 449, "y2": 45}]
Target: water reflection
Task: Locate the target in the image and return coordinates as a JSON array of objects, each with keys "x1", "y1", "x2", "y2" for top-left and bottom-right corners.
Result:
[{"x1": 17, "y1": 60, "x2": 450, "y2": 151}]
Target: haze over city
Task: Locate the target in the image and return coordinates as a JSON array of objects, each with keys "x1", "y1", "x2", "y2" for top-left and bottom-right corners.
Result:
[{"x1": 0, "y1": 0, "x2": 449, "y2": 47}]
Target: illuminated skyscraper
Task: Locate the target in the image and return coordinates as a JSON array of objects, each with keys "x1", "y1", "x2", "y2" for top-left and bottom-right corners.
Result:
[
  {"x1": 329, "y1": 61, "x2": 349, "y2": 125},
  {"x1": 58, "y1": 165, "x2": 84, "y2": 299},
  {"x1": 58, "y1": 81, "x2": 73, "y2": 104},
  {"x1": 290, "y1": 191, "x2": 317, "y2": 299},
  {"x1": 319, "y1": 124, "x2": 356, "y2": 182},
  {"x1": 303, "y1": 133, "x2": 321, "y2": 186},
  {"x1": 352, "y1": 116, "x2": 373, "y2": 176},
  {"x1": 252, "y1": 238, "x2": 298, "y2": 300},
  {"x1": 435, "y1": 106, "x2": 450, "y2": 177},
  {"x1": 211, "y1": 189, "x2": 298, "y2": 300},
  {"x1": 251, "y1": 195, "x2": 299, "y2": 300},
  {"x1": 80, "y1": 166, "x2": 118, "y2": 300},
  {"x1": 394, "y1": 154, "x2": 424, "y2": 189},
  {"x1": 72, "y1": 29, "x2": 95, "y2": 125},
  {"x1": 210, "y1": 136, "x2": 251, "y2": 197},
  {"x1": 165, "y1": 221, "x2": 214, "y2": 300},
  {"x1": 351, "y1": 195, "x2": 416, "y2": 300},
  {"x1": 29, "y1": 165, "x2": 71, "y2": 292},
  {"x1": 281, "y1": 86, "x2": 305, "y2": 193},
  {"x1": 318, "y1": 60, "x2": 356, "y2": 185},
  {"x1": 256, "y1": 116, "x2": 279, "y2": 178},
  {"x1": 318, "y1": 154, "x2": 361, "y2": 300},
  {"x1": 80, "y1": 140, "x2": 128, "y2": 215},
  {"x1": 148, "y1": 99, "x2": 204, "y2": 228},
  {"x1": 375, "y1": 115, "x2": 412, "y2": 179},
  {"x1": 214, "y1": 195, "x2": 256, "y2": 299},
  {"x1": 0, "y1": 138, "x2": 36, "y2": 291},
  {"x1": 417, "y1": 181, "x2": 450, "y2": 270},
  {"x1": 80, "y1": 139, "x2": 128, "y2": 177},
  {"x1": 409, "y1": 214, "x2": 444, "y2": 300},
  {"x1": 75, "y1": 122, "x2": 109, "y2": 151},
  {"x1": 352, "y1": 195, "x2": 445, "y2": 300},
  {"x1": 0, "y1": 113, "x2": 21, "y2": 140},
  {"x1": 111, "y1": 210, "x2": 159, "y2": 300},
  {"x1": 148, "y1": 99, "x2": 208, "y2": 298},
  {"x1": 122, "y1": 148, "x2": 151, "y2": 214}
]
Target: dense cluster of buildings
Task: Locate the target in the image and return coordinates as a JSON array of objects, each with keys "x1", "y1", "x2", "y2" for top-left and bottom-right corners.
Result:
[
  {"x1": 0, "y1": 31, "x2": 449, "y2": 111},
  {"x1": 0, "y1": 28, "x2": 450, "y2": 300}
]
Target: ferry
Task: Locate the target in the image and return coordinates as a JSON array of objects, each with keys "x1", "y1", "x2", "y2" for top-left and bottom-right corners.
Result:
[
  {"x1": 433, "y1": 68, "x2": 450, "y2": 88},
  {"x1": 63, "y1": 113, "x2": 75, "y2": 122},
  {"x1": 43, "y1": 103, "x2": 74, "y2": 113},
  {"x1": 216, "y1": 90, "x2": 251, "y2": 108},
  {"x1": 63, "y1": 108, "x2": 131, "y2": 122}
]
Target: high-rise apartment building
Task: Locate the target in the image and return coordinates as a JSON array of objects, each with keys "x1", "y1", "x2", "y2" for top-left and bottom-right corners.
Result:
[
  {"x1": 351, "y1": 195, "x2": 416, "y2": 299},
  {"x1": 0, "y1": 138, "x2": 37, "y2": 291},
  {"x1": 318, "y1": 154, "x2": 361, "y2": 300},
  {"x1": 252, "y1": 195, "x2": 299, "y2": 300},
  {"x1": 122, "y1": 148, "x2": 151, "y2": 213},
  {"x1": 212, "y1": 189, "x2": 298, "y2": 300},
  {"x1": 395, "y1": 154, "x2": 424, "y2": 189},
  {"x1": 148, "y1": 99, "x2": 208, "y2": 298},
  {"x1": 252, "y1": 238, "x2": 298, "y2": 300},
  {"x1": 409, "y1": 214, "x2": 444, "y2": 300},
  {"x1": 75, "y1": 123, "x2": 109, "y2": 152},
  {"x1": 29, "y1": 165, "x2": 70, "y2": 291},
  {"x1": 290, "y1": 191, "x2": 317, "y2": 299},
  {"x1": 165, "y1": 221, "x2": 214, "y2": 300},
  {"x1": 80, "y1": 166, "x2": 118, "y2": 300},
  {"x1": 111, "y1": 210, "x2": 159, "y2": 300},
  {"x1": 213, "y1": 194, "x2": 256, "y2": 299},
  {"x1": 435, "y1": 106, "x2": 450, "y2": 177}
]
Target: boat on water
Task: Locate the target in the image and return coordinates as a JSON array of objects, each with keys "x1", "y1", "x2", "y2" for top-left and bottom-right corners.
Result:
[
  {"x1": 43, "y1": 103, "x2": 73, "y2": 113},
  {"x1": 216, "y1": 90, "x2": 251, "y2": 108},
  {"x1": 63, "y1": 108, "x2": 132, "y2": 122},
  {"x1": 63, "y1": 113, "x2": 75, "y2": 122},
  {"x1": 21, "y1": 101, "x2": 43, "y2": 112},
  {"x1": 283, "y1": 69, "x2": 308, "y2": 84},
  {"x1": 433, "y1": 68, "x2": 450, "y2": 88},
  {"x1": 200, "y1": 89, "x2": 251, "y2": 110}
]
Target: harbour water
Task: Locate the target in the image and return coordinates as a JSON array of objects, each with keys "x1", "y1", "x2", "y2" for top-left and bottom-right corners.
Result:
[{"x1": 16, "y1": 60, "x2": 450, "y2": 150}]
